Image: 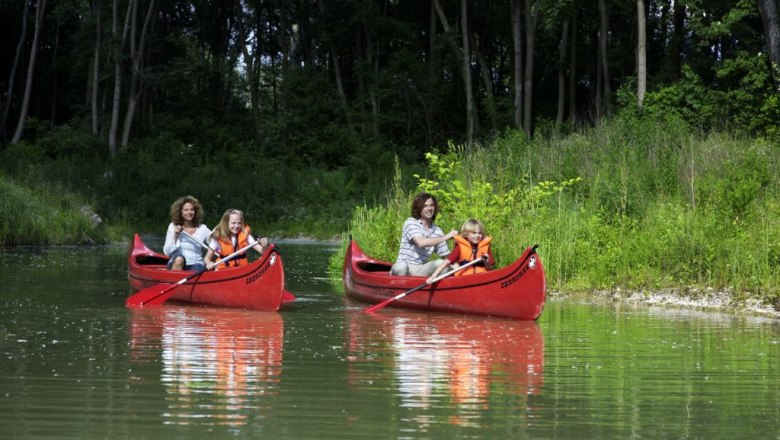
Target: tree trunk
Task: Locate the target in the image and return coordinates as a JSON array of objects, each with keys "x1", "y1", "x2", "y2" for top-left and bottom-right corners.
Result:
[
  {"x1": 318, "y1": 0, "x2": 354, "y2": 133},
  {"x1": 460, "y1": 0, "x2": 476, "y2": 146},
  {"x1": 92, "y1": 0, "x2": 102, "y2": 136},
  {"x1": 636, "y1": 0, "x2": 647, "y2": 108},
  {"x1": 50, "y1": 15, "x2": 61, "y2": 128},
  {"x1": 523, "y1": 0, "x2": 538, "y2": 135},
  {"x1": 12, "y1": 0, "x2": 48, "y2": 145},
  {"x1": 512, "y1": 0, "x2": 523, "y2": 129},
  {"x1": 120, "y1": 0, "x2": 155, "y2": 148},
  {"x1": 236, "y1": 0, "x2": 262, "y2": 135},
  {"x1": 669, "y1": 1, "x2": 685, "y2": 81},
  {"x1": 362, "y1": 20, "x2": 380, "y2": 136},
  {"x1": 597, "y1": 0, "x2": 611, "y2": 116},
  {"x1": 433, "y1": 0, "x2": 477, "y2": 145},
  {"x1": 429, "y1": 0, "x2": 436, "y2": 76},
  {"x1": 556, "y1": 18, "x2": 569, "y2": 130},
  {"x1": 569, "y1": 9, "x2": 577, "y2": 124},
  {"x1": 109, "y1": 0, "x2": 132, "y2": 157},
  {"x1": 0, "y1": 0, "x2": 29, "y2": 145},
  {"x1": 470, "y1": 33, "x2": 496, "y2": 133},
  {"x1": 759, "y1": 0, "x2": 780, "y2": 91}
]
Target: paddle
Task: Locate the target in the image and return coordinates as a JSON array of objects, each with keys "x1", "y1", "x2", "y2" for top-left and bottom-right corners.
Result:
[
  {"x1": 363, "y1": 256, "x2": 487, "y2": 314},
  {"x1": 126, "y1": 238, "x2": 260, "y2": 308},
  {"x1": 180, "y1": 230, "x2": 218, "y2": 253}
]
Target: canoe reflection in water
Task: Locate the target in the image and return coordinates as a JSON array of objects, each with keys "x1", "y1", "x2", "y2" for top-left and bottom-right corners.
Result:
[
  {"x1": 129, "y1": 307, "x2": 284, "y2": 426},
  {"x1": 346, "y1": 309, "x2": 544, "y2": 426}
]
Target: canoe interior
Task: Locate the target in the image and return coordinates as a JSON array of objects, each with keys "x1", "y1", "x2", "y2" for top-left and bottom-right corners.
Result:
[{"x1": 357, "y1": 261, "x2": 392, "y2": 272}]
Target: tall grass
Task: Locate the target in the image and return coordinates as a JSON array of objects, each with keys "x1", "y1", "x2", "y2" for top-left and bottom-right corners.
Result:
[
  {"x1": 0, "y1": 173, "x2": 112, "y2": 245},
  {"x1": 330, "y1": 113, "x2": 780, "y2": 302}
]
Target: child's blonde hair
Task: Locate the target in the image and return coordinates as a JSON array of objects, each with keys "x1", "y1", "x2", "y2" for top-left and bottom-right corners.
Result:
[
  {"x1": 211, "y1": 209, "x2": 246, "y2": 241},
  {"x1": 460, "y1": 218, "x2": 485, "y2": 235}
]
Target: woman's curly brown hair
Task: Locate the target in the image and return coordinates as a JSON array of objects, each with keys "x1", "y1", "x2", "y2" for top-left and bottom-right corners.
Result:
[{"x1": 169, "y1": 195, "x2": 204, "y2": 226}]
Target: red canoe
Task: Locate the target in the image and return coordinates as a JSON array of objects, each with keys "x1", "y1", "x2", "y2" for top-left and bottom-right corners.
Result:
[
  {"x1": 128, "y1": 233, "x2": 290, "y2": 311},
  {"x1": 342, "y1": 239, "x2": 545, "y2": 320}
]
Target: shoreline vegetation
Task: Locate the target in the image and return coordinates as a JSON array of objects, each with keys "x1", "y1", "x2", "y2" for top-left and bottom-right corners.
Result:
[
  {"x1": 327, "y1": 113, "x2": 780, "y2": 319},
  {"x1": 4, "y1": 114, "x2": 780, "y2": 319}
]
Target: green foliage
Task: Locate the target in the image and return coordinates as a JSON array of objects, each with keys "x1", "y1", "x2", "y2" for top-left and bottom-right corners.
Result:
[
  {"x1": 331, "y1": 115, "x2": 780, "y2": 300},
  {"x1": 643, "y1": 66, "x2": 719, "y2": 130},
  {"x1": 328, "y1": 143, "x2": 582, "y2": 275}
]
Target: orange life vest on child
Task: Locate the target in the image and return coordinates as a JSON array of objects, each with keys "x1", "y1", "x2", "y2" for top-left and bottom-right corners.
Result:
[
  {"x1": 215, "y1": 226, "x2": 252, "y2": 269},
  {"x1": 453, "y1": 234, "x2": 492, "y2": 276}
]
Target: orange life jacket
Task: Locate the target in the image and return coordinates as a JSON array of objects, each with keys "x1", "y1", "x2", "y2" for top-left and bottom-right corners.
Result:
[
  {"x1": 453, "y1": 234, "x2": 492, "y2": 276},
  {"x1": 215, "y1": 227, "x2": 252, "y2": 269}
]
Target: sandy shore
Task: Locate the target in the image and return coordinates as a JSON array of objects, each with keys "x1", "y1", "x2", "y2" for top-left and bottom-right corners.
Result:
[{"x1": 548, "y1": 287, "x2": 780, "y2": 320}]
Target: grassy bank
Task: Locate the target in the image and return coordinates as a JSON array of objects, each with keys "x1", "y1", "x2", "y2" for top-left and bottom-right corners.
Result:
[
  {"x1": 329, "y1": 113, "x2": 780, "y2": 305},
  {"x1": 0, "y1": 173, "x2": 127, "y2": 245}
]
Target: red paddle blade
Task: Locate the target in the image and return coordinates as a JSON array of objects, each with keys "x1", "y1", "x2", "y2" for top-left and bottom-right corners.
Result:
[
  {"x1": 125, "y1": 283, "x2": 176, "y2": 308},
  {"x1": 282, "y1": 290, "x2": 297, "y2": 303},
  {"x1": 363, "y1": 296, "x2": 397, "y2": 314}
]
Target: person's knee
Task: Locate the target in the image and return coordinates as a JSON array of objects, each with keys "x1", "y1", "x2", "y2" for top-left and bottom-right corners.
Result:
[
  {"x1": 168, "y1": 255, "x2": 185, "y2": 270},
  {"x1": 390, "y1": 261, "x2": 409, "y2": 276},
  {"x1": 422, "y1": 261, "x2": 441, "y2": 277}
]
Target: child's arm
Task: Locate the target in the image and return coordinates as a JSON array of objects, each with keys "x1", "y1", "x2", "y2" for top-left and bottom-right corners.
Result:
[
  {"x1": 427, "y1": 260, "x2": 455, "y2": 284},
  {"x1": 250, "y1": 236, "x2": 267, "y2": 254},
  {"x1": 483, "y1": 253, "x2": 493, "y2": 271}
]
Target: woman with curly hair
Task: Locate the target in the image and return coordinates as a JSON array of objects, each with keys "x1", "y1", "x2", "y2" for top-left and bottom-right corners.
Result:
[{"x1": 162, "y1": 195, "x2": 211, "y2": 271}]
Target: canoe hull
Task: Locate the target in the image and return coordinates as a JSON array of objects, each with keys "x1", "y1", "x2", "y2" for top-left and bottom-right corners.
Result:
[
  {"x1": 342, "y1": 239, "x2": 545, "y2": 320},
  {"x1": 128, "y1": 233, "x2": 286, "y2": 311}
]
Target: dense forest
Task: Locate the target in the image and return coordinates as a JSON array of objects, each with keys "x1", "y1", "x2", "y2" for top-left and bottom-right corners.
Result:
[{"x1": 0, "y1": 0, "x2": 779, "y2": 240}]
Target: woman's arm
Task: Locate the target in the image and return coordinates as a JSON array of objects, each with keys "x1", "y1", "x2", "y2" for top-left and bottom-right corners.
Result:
[
  {"x1": 163, "y1": 223, "x2": 179, "y2": 256},
  {"x1": 410, "y1": 229, "x2": 457, "y2": 248},
  {"x1": 204, "y1": 249, "x2": 216, "y2": 270}
]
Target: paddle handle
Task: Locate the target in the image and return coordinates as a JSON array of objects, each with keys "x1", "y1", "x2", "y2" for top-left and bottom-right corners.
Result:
[
  {"x1": 363, "y1": 257, "x2": 486, "y2": 314},
  {"x1": 180, "y1": 230, "x2": 215, "y2": 252}
]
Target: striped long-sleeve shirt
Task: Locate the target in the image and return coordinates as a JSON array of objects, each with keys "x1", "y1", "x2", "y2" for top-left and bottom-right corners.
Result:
[{"x1": 394, "y1": 217, "x2": 451, "y2": 264}]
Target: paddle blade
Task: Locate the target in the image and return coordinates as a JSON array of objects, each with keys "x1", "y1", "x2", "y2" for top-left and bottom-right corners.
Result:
[
  {"x1": 125, "y1": 283, "x2": 177, "y2": 307},
  {"x1": 282, "y1": 290, "x2": 297, "y2": 303},
  {"x1": 363, "y1": 296, "x2": 398, "y2": 314}
]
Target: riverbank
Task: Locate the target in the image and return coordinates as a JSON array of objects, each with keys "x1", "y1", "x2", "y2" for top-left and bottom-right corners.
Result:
[{"x1": 549, "y1": 287, "x2": 780, "y2": 320}]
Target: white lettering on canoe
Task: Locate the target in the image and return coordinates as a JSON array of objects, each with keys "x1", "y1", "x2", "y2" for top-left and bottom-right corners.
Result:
[
  {"x1": 500, "y1": 256, "x2": 536, "y2": 289},
  {"x1": 246, "y1": 263, "x2": 270, "y2": 284}
]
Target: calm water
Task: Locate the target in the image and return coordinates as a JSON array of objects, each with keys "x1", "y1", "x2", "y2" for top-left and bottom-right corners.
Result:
[{"x1": 1, "y1": 240, "x2": 779, "y2": 439}]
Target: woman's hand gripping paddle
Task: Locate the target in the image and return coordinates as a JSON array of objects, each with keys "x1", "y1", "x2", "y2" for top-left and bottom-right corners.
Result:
[
  {"x1": 126, "y1": 238, "x2": 260, "y2": 308},
  {"x1": 363, "y1": 256, "x2": 486, "y2": 314}
]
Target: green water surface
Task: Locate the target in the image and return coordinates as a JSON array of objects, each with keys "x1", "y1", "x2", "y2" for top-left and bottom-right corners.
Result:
[{"x1": 0, "y1": 240, "x2": 778, "y2": 439}]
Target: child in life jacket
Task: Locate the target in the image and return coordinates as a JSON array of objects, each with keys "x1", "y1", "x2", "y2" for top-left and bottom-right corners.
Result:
[
  {"x1": 426, "y1": 218, "x2": 494, "y2": 283},
  {"x1": 204, "y1": 209, "x2": 268, "y2": 270}
]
